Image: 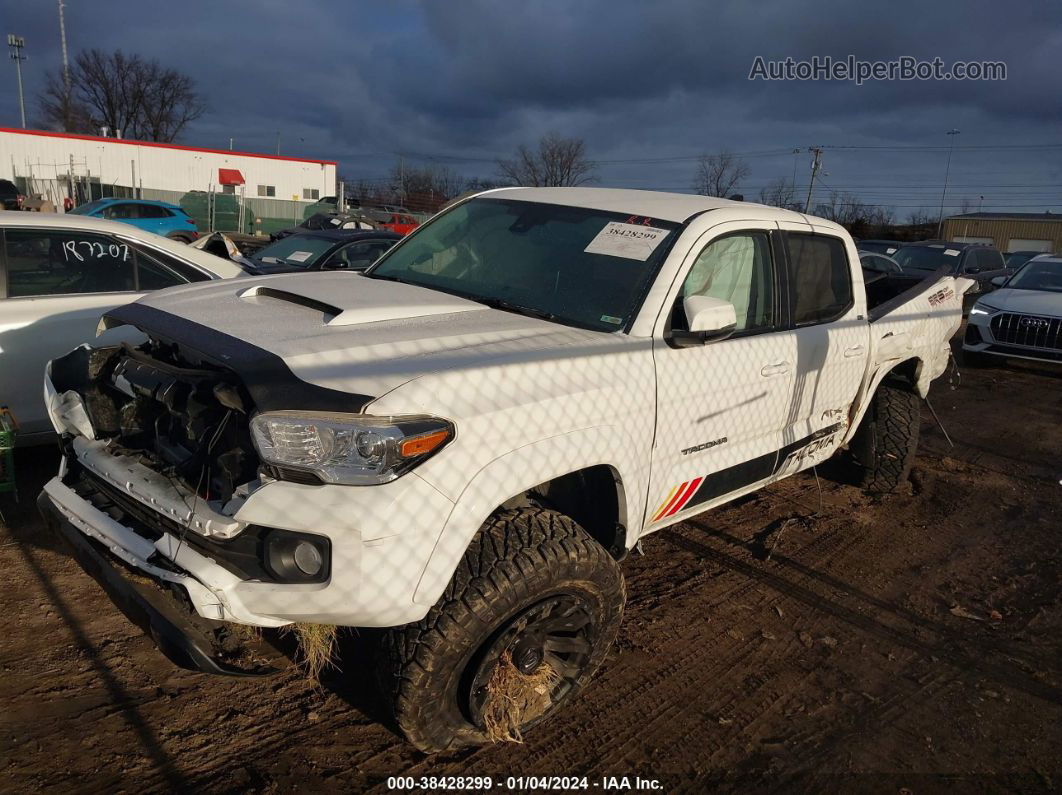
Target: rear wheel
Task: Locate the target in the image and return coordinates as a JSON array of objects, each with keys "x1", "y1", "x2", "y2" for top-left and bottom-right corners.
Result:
[
  {"x1": 846, "y1": 382, "x2": 921, "y2": 494},
  {"x1": 377, "y1": 507, "x2": 625, "y2": 752},
  {"x1": 168, "y1": 233, "x2": 194, "y2": 244}
]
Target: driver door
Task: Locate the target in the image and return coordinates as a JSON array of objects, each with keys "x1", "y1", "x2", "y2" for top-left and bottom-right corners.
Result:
[{"x1": 646, "y1": 224, "x2": 797, "y2": 528}]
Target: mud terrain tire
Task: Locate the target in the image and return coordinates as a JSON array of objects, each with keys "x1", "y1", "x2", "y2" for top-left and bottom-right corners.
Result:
[
  {"x1": 377, "y1": 507, "x2": 625, "y2": 752},
  {"x1": 847, "y1": 382, "x2": 921, "y2": 494}
]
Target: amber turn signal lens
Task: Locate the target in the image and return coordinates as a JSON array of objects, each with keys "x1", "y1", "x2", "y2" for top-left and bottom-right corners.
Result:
[{"x1": 399, "y1": 429, "x2": 450, "y2": 458}]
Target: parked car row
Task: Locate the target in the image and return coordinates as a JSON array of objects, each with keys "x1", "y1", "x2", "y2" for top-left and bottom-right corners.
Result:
[{"x1": 858, "y1": 236, "x2": 1062, "y2": 366}]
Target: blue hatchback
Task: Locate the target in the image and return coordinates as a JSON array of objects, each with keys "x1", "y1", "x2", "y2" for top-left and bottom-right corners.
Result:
[{"x1": 69, "y1": 198, "x2": 199, "y2": 242}]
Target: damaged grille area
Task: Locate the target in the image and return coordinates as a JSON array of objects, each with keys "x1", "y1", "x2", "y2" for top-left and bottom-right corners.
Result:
[{"x1": 51, "y1": 339, "x2": 259, "y2": 504}]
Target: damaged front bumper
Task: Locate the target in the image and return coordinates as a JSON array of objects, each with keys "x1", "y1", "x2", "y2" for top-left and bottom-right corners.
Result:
[
  {"x1": 39, "y1": 333, "x2": 457, "y2": 678},
  {"x1": 37, "y1": 485, "x2": 279, "y2": 676}
]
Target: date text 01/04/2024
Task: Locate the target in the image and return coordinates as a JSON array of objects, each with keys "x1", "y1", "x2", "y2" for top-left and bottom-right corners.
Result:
[{"x1": 385, "y1": 775, "x2": 663, "y2": 790}]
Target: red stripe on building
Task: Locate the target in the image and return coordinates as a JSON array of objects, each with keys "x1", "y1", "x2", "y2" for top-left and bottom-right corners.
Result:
[{"x1": 0, "y1": 126, "x2": 337, "y2": 166}]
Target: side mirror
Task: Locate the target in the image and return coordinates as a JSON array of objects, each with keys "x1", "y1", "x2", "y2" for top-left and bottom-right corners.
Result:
[
  {"x1": 667, "y1": 295, "x2": 737, "y2": 347},
  {"x1": 990, "y1": 275, "x2": 1006, "y2": 287},
  {"x1": 686, "y1": 294, "x2": 737, "y2": 333},
  {"x1": 964, "y1": 265, "x2": 982, "y2": 274},
  {"x1": 321, "y1": 259, "x2": 347, "y2": 270}
]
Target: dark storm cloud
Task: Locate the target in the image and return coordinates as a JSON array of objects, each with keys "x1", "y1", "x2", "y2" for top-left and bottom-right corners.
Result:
[{"x1": 1, "y1": 0, "x2": 1059, "y2": 212}]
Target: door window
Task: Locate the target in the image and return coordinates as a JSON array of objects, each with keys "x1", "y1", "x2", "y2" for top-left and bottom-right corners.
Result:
[
  {"x1": 103, "y1": 203, "x2": 138, "y2": 220},
  {"x1": 786, "y1": 233, "x2": 853, "y2": 325},
  {"x1": 677, "y1": 231, "x2": 775, "y2": 333},
  {"x1": 136, "y1": 203, "x2": 171, "y2": 218},
  {"x1": 3, "y1": 229, "x2": 135, "y2": 297},
  {"x1": 135, "y1": 249, "x2": 187, "y2": 290}
]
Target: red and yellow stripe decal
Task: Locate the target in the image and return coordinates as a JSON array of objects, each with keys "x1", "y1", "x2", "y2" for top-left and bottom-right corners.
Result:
[{"x1": 650, "y1": 477, "x2": 704, "y2": 522}]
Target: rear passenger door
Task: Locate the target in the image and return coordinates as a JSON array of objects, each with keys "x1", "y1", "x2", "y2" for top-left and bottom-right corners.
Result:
[
  {"x1": 132, "y1": 203, "x2": 172, "y2": 235},
  {"x1": 775, "y1": 226, "x2": 868, "y2": 476}
]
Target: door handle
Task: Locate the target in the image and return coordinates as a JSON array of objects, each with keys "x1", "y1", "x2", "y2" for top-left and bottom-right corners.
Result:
[
  {"x1": 760, "y1": 361, "x2": 790, "y2": 377},
  {"x1": 843, "y1": 345, "x2": 865, "y2": 358}
]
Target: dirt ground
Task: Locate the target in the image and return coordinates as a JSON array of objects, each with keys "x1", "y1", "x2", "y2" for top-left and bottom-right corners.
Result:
[{"x1": 2, "y1": 347, "x2": 1060, "y2": 793}]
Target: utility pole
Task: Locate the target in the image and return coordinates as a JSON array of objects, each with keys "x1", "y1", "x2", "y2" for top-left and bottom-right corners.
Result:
[
  {"x1": 7, "y1": 34, "x2": 27, "y2": 129},
  {"x1": 57, "y1": 1, "x2": 70, "y2": 91},
  {"x1": 275, "y1": 130, "x2": 281, "y2": 156},
  {"x1": 936, "y1": 129, "x2": 961, "y2": 238},
  {"x1": 803, "y1": 147, "x2": 822, "y2": 213}
]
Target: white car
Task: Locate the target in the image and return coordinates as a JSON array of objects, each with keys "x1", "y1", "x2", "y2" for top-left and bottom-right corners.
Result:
[
  {"x1": 963, "y1": 256, "x2": 1062, "y2": 365},
  {"x1": 37, "y1": 188, "x2": 970, "y2": 750},
  {"x1": 0, "y1": 211, "x2": 245, "y2": 441}
]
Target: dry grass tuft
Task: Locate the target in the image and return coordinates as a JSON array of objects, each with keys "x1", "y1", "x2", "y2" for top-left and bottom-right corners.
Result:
[
  {"x1": 482, "y1": 650, "x2": 560, "y2": 743},
  {"x1": 283, "y1": 623, "x2": 339, "y2": 682},
  {"x1": 228, "y1": 622, "x2": 262, "y2": 643}
]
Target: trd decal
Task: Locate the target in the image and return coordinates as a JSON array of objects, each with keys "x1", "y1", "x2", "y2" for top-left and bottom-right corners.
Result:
[
  {"x1": 820, "y1": 407, "x2": 845, "y2": 423},
  {"x1": 928, "y1": 287, "x2": 955, "y2": 307},
  {"x1": 650, "y1": 477, "x2": 704, "y2": 522},
  {"x1": 681, "y1": 437, "x2": 727, "y2": 456}
]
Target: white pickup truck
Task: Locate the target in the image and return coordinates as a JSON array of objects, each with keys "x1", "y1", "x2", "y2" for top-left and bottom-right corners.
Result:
[{"x1": 37, "y1": 188, "x2": 970, "y2": 751}]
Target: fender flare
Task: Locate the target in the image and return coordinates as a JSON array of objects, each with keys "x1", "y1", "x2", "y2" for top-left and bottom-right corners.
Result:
[
  {"x1": 412, "y1": 426, "x2": 641, "y2": 607},
  {"x1": 844, "y1": 355, "x2": 930, "y2": 445}
]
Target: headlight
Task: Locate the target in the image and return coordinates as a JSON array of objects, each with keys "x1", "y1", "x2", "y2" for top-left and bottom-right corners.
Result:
[
  {"x1": 250, "y1": 412, "x2": 453, "y2": 485},
  {"x1": 969, "y1": 302, "x2": 1000, "y2": 316}
]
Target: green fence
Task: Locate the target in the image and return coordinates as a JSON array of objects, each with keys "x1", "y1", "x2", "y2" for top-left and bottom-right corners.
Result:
[{"x1": 13, "y1": 176, "x2": 431, "y2": 236}]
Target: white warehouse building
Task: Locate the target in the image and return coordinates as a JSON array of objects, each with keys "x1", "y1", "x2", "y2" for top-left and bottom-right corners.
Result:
[{"x1": 0, "y1": 126, "x2": 337, "y2": 205}]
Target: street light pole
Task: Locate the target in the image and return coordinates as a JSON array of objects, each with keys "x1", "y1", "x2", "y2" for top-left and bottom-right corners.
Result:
[
  {"x1": 7, "y1": 34, "x2": 27, "y2": 129},
  {"x1": 57, "y1": 1, "x2": 70, "y2": 91},
  {"x1": 936, "y1": 129, "x2": 961, "y2": 238}
]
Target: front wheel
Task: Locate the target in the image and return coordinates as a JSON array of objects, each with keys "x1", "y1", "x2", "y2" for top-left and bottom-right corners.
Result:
[{"x1": 377, "y1": 508, "x2": 625, "y2": 752}]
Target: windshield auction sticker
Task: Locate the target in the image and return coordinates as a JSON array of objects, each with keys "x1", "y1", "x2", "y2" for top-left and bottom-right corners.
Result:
[{"x1": 584, "y1": 222, "x2": 670, "y2": 261}]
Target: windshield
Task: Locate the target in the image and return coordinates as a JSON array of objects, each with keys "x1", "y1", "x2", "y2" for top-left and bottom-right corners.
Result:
[
  {"x1": 68, "y1": 199, "x2": 109, "y2": 216},
  {"x1": 366, "y1": 198, "x2": 680, "y2": 331},
  {"x1": 1006, "y1": 260, "x2": 1062, "y2": 293},
  {"x1": 252, "y1": 235, "x2": 335, "y2": 268},
  {"x1": 893, "y1": 245, "x2": 961, "y2": 274}
]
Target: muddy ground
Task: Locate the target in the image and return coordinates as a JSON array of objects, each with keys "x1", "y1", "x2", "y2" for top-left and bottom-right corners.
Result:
[{"x1": 2, "y1": 348, "x2": 1060, "y2": 793}]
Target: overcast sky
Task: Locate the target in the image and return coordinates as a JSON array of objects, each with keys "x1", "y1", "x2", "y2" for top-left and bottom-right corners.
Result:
[{"x1": 1, "y1": 0, "x2": 1059, "y2": 217}]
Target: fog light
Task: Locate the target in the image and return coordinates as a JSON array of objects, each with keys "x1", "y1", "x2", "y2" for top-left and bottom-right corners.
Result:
[
  {"x1": 263, "y1": 531, "x2": 330, "y2": 583},
  {"x1": 293, "y1": 541, "x2": 324, "y2": 576}
]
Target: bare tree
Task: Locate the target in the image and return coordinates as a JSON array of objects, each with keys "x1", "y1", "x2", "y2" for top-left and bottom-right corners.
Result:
[
  {"x1": 497, "y1": 133, "x2": 595, "y2": 187},
  {"x1": 813, "y1": 190, "x2": 869, "y2": 226},
  {"x1": 392, "y1": 164, "x2": 465, "y2": 202},
  {"x1": 38, "y1": 49, "x2": 204, "y2": 141},
  {"x1": 692, "y1": 151, "x2": 750, "y2": 198},
  {"x1": 758, "y1": 177, "x2": 796, "y2": 209},
  {"x1": 907, "y1": 208, "x2": 936, "y2": 226},
  {"x1": 137, "y1": 62, "x2": 206, "y2": 142}
]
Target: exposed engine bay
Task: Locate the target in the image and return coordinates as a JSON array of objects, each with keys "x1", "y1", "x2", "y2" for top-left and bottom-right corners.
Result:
[{"x1": 49, "y1": 337, "x2": 259, "y2": 507}]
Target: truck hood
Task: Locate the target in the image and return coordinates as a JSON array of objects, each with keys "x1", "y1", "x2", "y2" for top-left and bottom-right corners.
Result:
[
  {"x1": 103, "y1": 272, "x2": 610, "y2": 404},
  {"x1": 984, "y1": 287, "x2": 1062, "y2": 317}
]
